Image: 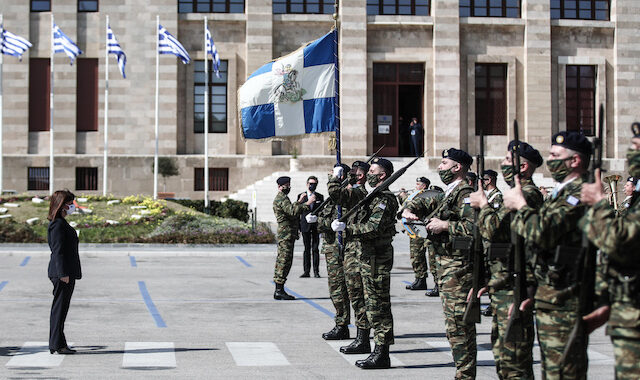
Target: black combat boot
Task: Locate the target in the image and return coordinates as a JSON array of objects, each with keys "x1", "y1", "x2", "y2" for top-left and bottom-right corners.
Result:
[
  {"x1": 339, "y1": 328, "x2": 371, "y2": 354},
  {"x1": 405, "y1": 277, "x2": 427, "y2": 290},
  {"x1": 425, "y1": 283, "x2": 439, "y2": 297},
  {"x1": 273, "y1": 283, "x2": 295, "y2": 300},
  {"x1": 355, "y1": 344, "x2": 391, "y2": 369},
  {"x1": 322, "y1": 325, "x2": 350, "y2": 340}
]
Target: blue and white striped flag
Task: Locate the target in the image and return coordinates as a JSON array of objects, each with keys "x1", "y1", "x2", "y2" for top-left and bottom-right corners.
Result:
[
  {"x1": 53, "y1": 23, "x2": 82, "y2": 64},
  {"x1": 1, "y1": 28, "x2": 32, "y2": 60},
  {"x1": 205, "y1": 25, "x2": 221, "y2": 78},
  {"x1": 107, "y1": 25, "x2": 126, "y2": 78},
  {"x1": 158, "y1": 24, "x2": 190, "y2": 64},
  {"x1": 239, "y1": 30, "x2": 337, "y2": 139}
]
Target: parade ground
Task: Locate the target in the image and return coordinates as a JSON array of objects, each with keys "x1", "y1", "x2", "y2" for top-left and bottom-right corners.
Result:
[{"x1": 0, "y1": 240, "x2": 615, "y2": 379}]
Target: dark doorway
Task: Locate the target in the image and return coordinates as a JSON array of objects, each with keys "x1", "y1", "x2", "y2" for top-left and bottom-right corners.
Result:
[{"x1": 373, "y1": 63, "x2": 424, "y2": 157}]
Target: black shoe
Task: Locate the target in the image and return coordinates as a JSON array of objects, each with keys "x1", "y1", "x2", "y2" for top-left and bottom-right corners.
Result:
[
  {"x1": 425, "y1": 284, "x2": 439, "y2": 297},
  {"x1": 273, "y1": 283, "x2": 295, "y2": 300},
  {"x1": 406, "y1": 277, "x2": 427, "y2": 290},
  {"x1": 481, "y1": 305, "x2": 493, "y2": 317},
  {"x1": 50, "y1": 347, "x2": 76, "y2": 355},
  {"x1": 300, "y1": 273, "x2": 310, "y2": 278},
  {"x1": 314, "y1": 272, "x2": 321, "y2": 278},
  {"x1": 322, "y1": 325, "x2": 350, "y2": 340},
  {"x1": 355, "y1": 344, "x2": 390, "y2": 369},
  {"x1": 340, "y1": 328, "x2": 371, "y2": 354}
]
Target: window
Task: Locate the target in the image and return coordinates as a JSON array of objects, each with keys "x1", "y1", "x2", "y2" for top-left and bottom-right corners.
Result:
[
  {"x1": 76, "y1": 167, "x2": 98, "y2": 191},
  {"x1": 460, "y1": 0, "x2": 520, "y2": 17},
  {"x1": 178, "y1": 0, "x2": 245, "y2": 13},
  {"x1": 194, "y1": 60, "x2": 228, "y2": 133},
  {"x1": 77, "y1": 58, "x2": 99, "y2": 132},
  {"x1": 566, "y1": 65, "x2": 596, "y2": 136},
  {"x1": 31, "y1": 0, "x2": 51, "y2": 12},
  {"x1": 366, "y1": 0, "x2": 429, "y2": 15},
  {"x1": 78, "y1": 0, "x2": 99, "y2": 12},
  {"x1": 551, "y1": 0, "x2": 609, "y2": 20},
  {"x1": 194, "y1": 168, "x2": 229, "y2": 191},
  {"x1": 29, "y1": 58, "x2": 51, "y2": 132},
  {"x1": 28, "y1": 167, "x2": 49, "y2": 191},
  {"x1": 475, "y1": 63, "x2": 507, "y2": 136},
  {"x1": 273, "y1": 0, "x2": 335, "y2": 14}
]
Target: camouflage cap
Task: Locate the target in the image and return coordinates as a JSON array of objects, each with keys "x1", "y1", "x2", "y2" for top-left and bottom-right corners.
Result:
[
  {"x1": 371, "y1": 157, "x2": 394, "y2": 174},
  {"x1": 508, "y1": 140, "x2": 543, "y2": 167},
  {"x1": 551, "y1": 131, "x2": 593, "y2": 156},
  {"x1": 442, "y1": 148, "x2": 473, "y2": 167},
  {"x1": 276, "y1": 176, "x2": 291, "y2": 186}
]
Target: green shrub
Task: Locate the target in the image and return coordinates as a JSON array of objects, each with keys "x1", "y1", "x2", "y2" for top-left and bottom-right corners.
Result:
[
  {"x1": 169, "y1": 199, "x2": 249, "y2": 222},
  {"x1": 0, "y1": 220, "x2": 46, "y2": 243}
]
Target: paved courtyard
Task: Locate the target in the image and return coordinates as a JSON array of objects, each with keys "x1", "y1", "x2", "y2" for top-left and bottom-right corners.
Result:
[{"x1": 0, "y1": 241, "x2": 615, "y2": 379}]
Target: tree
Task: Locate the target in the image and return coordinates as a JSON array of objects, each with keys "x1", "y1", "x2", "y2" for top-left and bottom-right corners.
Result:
[{"x1": 154, "y1": 157, "x2": 180, "y2": 192}]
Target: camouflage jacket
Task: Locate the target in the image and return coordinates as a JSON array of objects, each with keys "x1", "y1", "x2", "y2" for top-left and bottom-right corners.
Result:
[
  {"x1": 273, "y1": 191, "x2": 308, "y2": 240},
  {"x1": 317, "y1": 198, "x2": 341, "y2": 245},
  {"x1": 347, "y1": 190, "x2": 399, "y2": 242},
  {"x1": 513, "y1": 175, "x2": 588, "y2": 309},
  {"x1": 327, "y1": 175, "x2": 368, "y2": 224},
  {"x1": 485, "y1": 188, "x2": 503, "y2": 209}
]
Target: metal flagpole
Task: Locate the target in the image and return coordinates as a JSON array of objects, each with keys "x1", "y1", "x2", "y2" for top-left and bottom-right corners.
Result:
[
  {"x1": 333, "y1": 2, "x2": 342, "y2": 247},
  {"x1": 103, "y1": 15, "x2": 109, "y2": 196},
  {"x1": 203, "y1": 17, "x2": 209, "y2": 208},
  {"x1": 49, "y1": 14, "x2": 55, "y2": 195},
  {"x1": 0, "y1": 14, "x2": 4, "y2": 195},
  {"x1": 153, "y1": 15, "x2": 159, "y2": 200}
]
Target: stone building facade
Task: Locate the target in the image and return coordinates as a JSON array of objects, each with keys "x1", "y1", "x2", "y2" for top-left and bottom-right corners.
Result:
[{"x1": 0, "y1": 0, "x2": 638, "y2": 198}]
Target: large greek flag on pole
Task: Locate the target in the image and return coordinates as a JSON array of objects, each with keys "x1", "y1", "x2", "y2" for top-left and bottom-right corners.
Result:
[
  {"x1": 107, "y1": 25, "x2": 126, "y2": 78},
  {"x1": 158, "y1": 24, "x2": 190, "y2": 64},
  {"x1": 1, "y1": 29, "x2": 32, "y2": 59},
  {"x1": 239, "y1": 30, "x2": 336, "y2": 139},
  {"x1": 205, "y1": 25, "x2": 221, "y2": 78},
  {"x1": 53, "y1": 23, "x2": 82, "y2": 64}
]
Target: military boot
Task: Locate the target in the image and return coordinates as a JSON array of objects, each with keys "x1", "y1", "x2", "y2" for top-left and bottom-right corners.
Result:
[
  {"x1": 322, "y1": 325, "x2": 350, "y2": 340},
  {"x1": 355, "y1": 344, "x2": 390, "y2": 369},
  {"x1": 339, "y1": 328, "x2": 371, "y2": 354},
  {"x1": 273, "y1": 283, "x2": 295, "y2": 300},
  {"x1": 405, "y1": 277, "x2": 427, "y2": 290},
  {"x1": 425, "y1": 284, "x2": 439, "y2": 297}
]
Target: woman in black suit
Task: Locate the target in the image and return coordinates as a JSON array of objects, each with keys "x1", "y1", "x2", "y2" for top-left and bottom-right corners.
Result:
[{"x1": 47, "y1": 190, "x2": 82, "y2": 355}]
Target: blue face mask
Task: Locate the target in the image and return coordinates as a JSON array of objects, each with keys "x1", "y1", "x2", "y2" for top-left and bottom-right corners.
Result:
[{"x1": 66, "y1": 203, "x2": 76, "y2": 215}]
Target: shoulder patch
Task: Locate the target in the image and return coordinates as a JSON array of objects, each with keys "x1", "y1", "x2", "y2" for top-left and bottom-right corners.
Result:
[
  {"x1": 378, "y1": 202, "x2": 387, "y2": 210},
  {"x1": 463, "y1": 197, "x2": 471, "y2": 204},
  {"x1": 493, "y1": 202, "x2": 500, "y2": 209},
  {"x1": 566, "y1": 195, "x2": 580, "y2": 206}
]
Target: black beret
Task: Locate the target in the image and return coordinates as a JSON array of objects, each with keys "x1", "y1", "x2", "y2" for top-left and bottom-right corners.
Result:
[
  {"x1": 416, "y1": 176, "x2": 430, "y2": 186},
  {"x1": 628, "y1": 176, "x2": 638, "y2": 186},
  {"x1": 372, "y1": 157, "x2": 394, "y2": 174},
  {"x1": 507, "y1": 140, "x2": 544, "y2": 168},
  {"x1": 351, "y1": 160, "x2": 370, "y2": 172},
  {"x1": 466, "y1": 172, "x2": 477, "y2": 182},
  {"x1": 551, "y1": 131, "x2": 593, "y2": 156},
  {"x1": 482, "y1": 170, "x2": 498, "y2": 179},
  {"x1": 443, "y1": 148, "x2": 473, "y2": 167},
  {"x1": 632, "y1": 122, "x2": 640, "y2": 138},
  {"x1": 276, "y1": 176, "x2": 291, "y2": 186}
]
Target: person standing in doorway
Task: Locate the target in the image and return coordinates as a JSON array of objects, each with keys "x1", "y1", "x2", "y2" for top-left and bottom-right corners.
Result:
[
  {"x1": 409, "y1": 117, "x2": 423, "y2": 157},
  {"x1": 299, "y1": 176, "x2": 324, "y2": 278}
]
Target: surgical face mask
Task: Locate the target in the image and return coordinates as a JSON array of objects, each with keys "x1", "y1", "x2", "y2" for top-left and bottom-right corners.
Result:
[
  {"x1": 501, "y1": 165, "x2": 515, "y2": 187},
  {"x1": 438, "y1": 168, "x2": 455, "y2": 185},
  {"x1": 66, "y1": 203, "x2": 76, "y2": 215},
  {"x1": 627, "y1": 149, "x2": 640, "y2": 178},
  {"x1": 282, "y1": 187, "x2": 291, "y2": 195},
  {"x1": 546, "y1": 158, "x2": 571, "y2": 183},
  {"x1": 367, "y1": 173, "x2": 381, "y2": 187},
  {"x1": 308, "y1": 183, "x2": 317, "y2": 192}
]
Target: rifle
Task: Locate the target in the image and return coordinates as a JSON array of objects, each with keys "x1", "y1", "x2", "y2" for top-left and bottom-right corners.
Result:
[
  {"x1": 504, "y1": 120, "x2": 527, "y2": 342},
  {"x1": 463, "y1": 130, "x2": 485, "y2": 325},
  {"x1": 338, "y1": 156, "x2": 421, "y2": 222},
  {"x1": 560, "y1": 103, "x2": 604, "y2": 367},
  {"x1": 310, "y1": 144, "x2": 385, "y2": 216}
]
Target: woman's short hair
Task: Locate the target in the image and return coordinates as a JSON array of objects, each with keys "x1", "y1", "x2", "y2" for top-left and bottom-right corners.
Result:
[{"x1": 47, "y1": 190, "x2": 75, "y2": 221}]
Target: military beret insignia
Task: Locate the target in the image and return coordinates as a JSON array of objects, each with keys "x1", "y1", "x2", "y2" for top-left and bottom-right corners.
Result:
[{"x1": 556, "y1": 135, "x2": 564, "y2": 144}]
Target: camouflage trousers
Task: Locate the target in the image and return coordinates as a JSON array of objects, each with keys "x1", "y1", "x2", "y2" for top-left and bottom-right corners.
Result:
[
  {"x1": 344, "y1": 239, "x2": 369, "y2": 329},
  {"x1": 607, "y1": 300, "x2": 640, "y2": 380},
  {"x1": 427, "y1": 243, "x2": 440, "y2": 284},
  {"x1": 437, "y1": 256, "x2": 476, "y2": 380},
  {"x1": 490, "y1": 289, "x2": 534, "y2": 379},
  {"x1": 273, "y1": 237, "x2": 295, "y2": 284},
  {"x1": 409, "y1": 237, "x2": 428, "y2": 279},
  {"x1": 611, "y1": 336, "x2": 640, "y2": 380},
  {"x1": 535, "y1": 307, "x2": 587, "y2": 380},
  {"x1": 359, "y1": 241, "x2": 394, "y2": 345},
  {"x1": 323, "y1": 239, "x2": 350, "y2": 326}
]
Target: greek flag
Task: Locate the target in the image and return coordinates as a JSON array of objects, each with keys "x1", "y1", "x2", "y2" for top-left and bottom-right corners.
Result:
[
  {"x1": 1, "y1": 28, "x2": 32, "y2": 60},
  {"x1": 158, "y1": 24, "x2": 190, "y2": 64},
  {"x1": 107, "y1": 25, "x2": 126, "y2": 78},
  {"x1": 53, "y1": 23, "x2": 82, "y2": 64},
  {"x1": 205, "y1": 25, "x2": 221, "y2": 78},
  {"x1": 239, "y1": 30, "x2": 337, "y2": 139}
]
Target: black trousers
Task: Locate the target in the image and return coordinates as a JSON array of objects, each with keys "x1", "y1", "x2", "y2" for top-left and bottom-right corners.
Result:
[
  {"x1": 49, "y1": 278, "x2": 75, "y2": 350},
  {"x1": 302, "y1": 230, "x2": 320, "y2": 274}
]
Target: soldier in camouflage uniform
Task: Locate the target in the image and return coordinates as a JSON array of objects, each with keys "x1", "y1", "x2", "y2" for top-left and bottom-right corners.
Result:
[
  {"x1": 272, "y1": 176, "x2": 314, "y2": 300},
  {"x1": 581, "y1": 123, "x2": 640, "y2": 380},
  {"x1": 618, "y1": 176, "x2": 637, "y2": 214},
  {"x1": 328, "y1": 160, "x2": 372, "y2": 354},
  {"x1": 403, "y1": 148, "x2": 477, "y2": 379},
  {"x1": 332, "y1": 157, "x2": 399, "y2": 369},
  {"x1": 398, "y1": 177, "x2": 431, "y2": 291},
  {"x1": 478, "y1": 169, "x2": 502, "y2": 317},
  {"x1": 469, "y1": 141, "x2": 544, "y2": 379},
  {"x1": 503, "y1": 131, "x2": 593, "y2": 380}
]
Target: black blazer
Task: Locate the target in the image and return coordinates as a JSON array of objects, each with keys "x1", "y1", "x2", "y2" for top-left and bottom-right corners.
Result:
[
  {"x1": 47, "y1": 218, "x2": 82, "y2": 280},
  {"x1": 299, "y1": 192, "x2": 324, "y2": 233}
]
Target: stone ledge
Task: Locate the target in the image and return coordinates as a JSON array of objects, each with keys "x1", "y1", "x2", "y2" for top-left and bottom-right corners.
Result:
[
  {"x1": 273, "y1": 14, "x2": 335, "y2": 23},
  {"x1": 178, "y1": 13, "x2": 246, "y2": 22},
  {"x1": 367, "y1": 15, "x2": 433, "y2": 27},
  {"x1": 459, "y1": 17, "x2": 525, "y2": 27},
  {"x1": 550, "y1": 19, "x2": 615, "y2": 29}
]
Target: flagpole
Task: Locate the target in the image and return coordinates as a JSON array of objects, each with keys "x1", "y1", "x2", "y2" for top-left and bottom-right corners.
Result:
[
  {"x1": 49, "y1": 14, "x2": 55, "y2": 195},
  {"x1": 203, "y1": 17, "x2": 209, "y2": 209},
  {"x1": 333, "y1": 3, "x2": 342, "y2": 248},
  {"x1": 0, "y1": 14, "x2": 4, "y2": 195},
  {"x1": 153, "y1": 15, "x2": 159, "y2": 200},
  {"x1": 103, "y1": 15, "x2": 109, "y2": 196}
]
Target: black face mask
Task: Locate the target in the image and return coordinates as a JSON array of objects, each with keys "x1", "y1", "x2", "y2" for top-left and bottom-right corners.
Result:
[
  {"x1": 282, "y1": 187, "x2": 291, "y2": 195},
  {"x1": 308, "y1": 183, "x2": 317, "y2": 192}
]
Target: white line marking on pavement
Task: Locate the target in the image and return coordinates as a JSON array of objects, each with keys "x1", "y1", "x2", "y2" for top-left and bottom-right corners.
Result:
[
  {"x1": 325, "y1": 341, "x2": 404, "y2": 367},
  {"x1": 226, "y1": 342, "x2": 290, "y2": 366},
  {"x1": 122, "y1": 342, "x2": 176, "y2": 368},
  {"x1": 426, "y1": 341, "x2": 494, "y2": 363},
  {"x1": 6, "y1": 341, "x2": 74, "y2": 368}
]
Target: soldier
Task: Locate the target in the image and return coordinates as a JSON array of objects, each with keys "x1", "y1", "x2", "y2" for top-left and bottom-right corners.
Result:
[
  {"x1": 482, "y1": 169, "x2": 502, "y2": 208},
  {"x1": 328, "y1": 160, "x2": 372, "y2": 354},
  {"x1": 398, "y1": 177, "x2": 431, "y2": 291},
  {"x1": 272, "y1": 176, "x2": 315, "y2": 300},
  {"x1": 619, "y1": 176, "x2": 637, "y2": 212},
  {"x1": 580, "y1": 123, "x2": 640, "y2": 379},
  {"x1": 315, "y1": 163, "x2": 352, "y2": 340},
  {"x1": 332, "y1": 157, "x2": 399, "y2": 369},
  {"x1": 503, "y1": 131, "x2": 593, "y2": 379},
  {"x1": 402, "y1": 148, "x2": 477, "y2": 379},
  {"x1": 469, "y1": 141, "x2": 544, "y2": 379}
]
